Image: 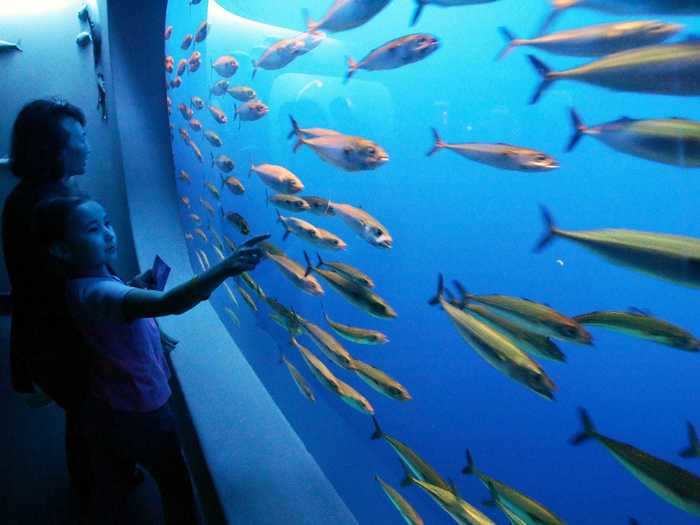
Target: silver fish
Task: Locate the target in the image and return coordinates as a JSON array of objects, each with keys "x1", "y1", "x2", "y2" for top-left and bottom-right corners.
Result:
[
  {"x1": 303, "y1": 0, "x2": 391, "y2": 33},
  {"x1": 411, "y1": 1, "x2": 499, "y2": 26},
  {"x1": 330, "y1": 202, "x2": 393, "y2": 249},
  {"x1": 346, "y1": 34, "x2": 440, "y2": 82},
  {"x1": 234, "y1": 100, "x2": 269, "y2": 122},
  {"x1": 288, "y1": 115, "x2": 341, "y2": 141},
  {"x1": 210, "y1": 79, "x2": 229, "y2": 96},
  {"x1": 227, "y1": 85, "x2": 257, "y2": 101},
  {"x1": 252, "y1": 38, "x2": 305, "y2": 79},
  {"x1": 292, "y1": 130, "x2": 389, "y2": 172},
  {"x1": 250, "y1": 163, "x2": 304, "y2": 193}
]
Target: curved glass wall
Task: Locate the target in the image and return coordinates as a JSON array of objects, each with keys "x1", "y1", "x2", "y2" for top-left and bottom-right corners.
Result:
[{"x1": 164, "y1": 1, "x2": 700, "y2": 523}]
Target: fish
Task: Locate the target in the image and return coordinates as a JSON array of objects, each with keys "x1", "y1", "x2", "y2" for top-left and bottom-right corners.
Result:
[
  {"x1": 189, "y1": 140, "x2": 203, "y2": 162},
  {"x1": 178, "y1": 170, "x2": 192, "y2": 183},
  {"x1": 282, "y1": 355, "x2": 316, "y2": 401},
  {"x1": 259, "y1": 241, "x2": 285, "y2": 257},
  {"x1": 212, "y1": 55, "x2": 239, "y2": 78},
  {"x1": 180, "y1": 127, "x2": 192, "y2": 143},
  {"x1": 223, "y1": 235, "x2": 238, "y2": 253},
  {"x1": 194, "y1": 21, "x2": 209, "y2": 43},
  {"x1": 266, "y1": 252, "x2": 324, "y2": 296},
  {"x1": 375, "y1": 475, "x2": 424, "y2": 525},
  {"x1": 452, "y1": 281, "x2": 590, "y2": 345},
  {"x1": 211, "y1": 154, "x2": 235, "y2": 173},
  {"x1": 295, "y1": 314, "x2": 355, "y2": 369},
  {"x1": 324, "y1": 312, "x2": 388, "y2": 344},
  {"x1": 227, "y1": 85, "x2": 257, "y2": 101},
  {"x1": 207, "y1": 224, "x2": 225, "y2": 253},
  {"x1": 571, "y1": 408, "x2": 700, "y2": 517},
  {"x1": 165, "y1": 56, "x2": 174, "y2": 73},
  {"x1": 203, "y1": 183, "x2": 220, "y2": 201},
  {"x1": 293, "y1": 31, "x2": 326, "y2": 55},
  {"x1": 208, "y1": 105, "x2": 227, "y2": 124},
  {"x1": 371, "y1": 416, "x2": 451, "y2": 490},
  {"x1": 303, "y1": 1, "x2": 391, "y2": 33},
  {"x1": 462, "y1": 450, "x2": 566, "y2": 525},
  {"x1": 223, "y1": 281, "x2": 239, "y2": 307},
  {"x1": 190, "y1": 213, "x2": 202, "y2": 225},
  {"x1": 329, "y1": 202, "x2": 393, "y2": 249},
  {"x1": 188, "y1": 53, "x2": 202, "y2": 73},
  {"x1": 189, "y1": 119, "x2": 202, "y2": 132},
  {"x1": 252, "y1": 37, "x2": 305, "y2": 79},
  {"x1": 236, "y1": 284, "x2": 257, "y2": 312},
  {"x1": 194, "y1": 250, "x2": 207, "y2": 272},
  {"x1": 250, "y1": 163, "x2": 304, "y2": 194},
  {"x1": 213, "y1": 245, "x2": 226, "y2": 262},
  {"x1": 302, "y1": 196, "x2": 336, "y2": 216},
  {"x1": 410, "y1": 476, "x2": 496, "y2": 525},
  {"x1": 268, "y1": 193, "x2": 311, "y2": 212},
  {"x1": 178, "y1": 103, "x2": 193, "y2": 120},
  {"x1": 411, "y1": 0, "x2": 499, "y2": 26},
  {"x1": 181, "y1": 196, "x2": 191, "y2": 208},
  {"x1": 497, "y1": 21, "x2": 683, "y2": 61},
  {"x1": 538, "y1": 0, "x2": 700, "y2": 36},
  {"x1": 353, "y1": 359, "x2": 411, "y2": 401},
  {"x1": 210, "y1": 79, "x2": 230, "y2": 96},
  {"x1": 224, "y1": 307, "x2": 240, "y2": 327},
  {"x1": 465, "y1": 303, "x2": 566, "y2": 362},
  {"x1": 308, "y1": 260, "x2": 397, "y2": 319},
  {"x1": 240, "y1": 271, "x2": 265, "y2": 300},
  {"x1": 185, "y1": 232, "x2": 194, "y2": 241},
  {"x1": 288, "y1": 115, "x2": 341, "y2": 141},
  {"x1": 566, "y1": 108, "x2": 700, "y2": 168},
  {"x1": 266, "y1": 297, "x2": 304, "y2": 335},
  {"x1": 223, "y1": 211, "x2": 250, "y2": 235},
  {"x1": 429, "y1": 276, "x2": 557, "y2": 400},
  {"x1": 680, "y1": 422, "x2": 700, "y2": 459},
  {"x1": 314, "y1": 227, "x2": 348, "y2": 251},
  {"x1": 164, "y1": 26, "x2": 172, "y2": 40},
  {"x1": 222, "y1": 175, "x2": 245, "y2": 194},
  {"x1": 234, "y1": 100, "x2": 269, "y2": 122},
  {"x1": 169, "y1": 76, "x2": 182, "y2": 89},
  {"x1": 292, "y1": 128, "x2": 389, "y2": 171},
  {"x1": 536, "y1": 206, "x2": 700, "y2": 290},
  {"x1": 528, "y1": 41, "x2": 700, "y2": 104},
  {"x1": 315, "y1": 252, "x2": 374, "y2": 288},
  {"x1": 346, "y1": 34, "x2": 440, "y2": 83},
  {"x1": 292, "y1": 338, "x2": 373, "y2": 415},
  {"x1": 203, "y1": 130, "x2": 223, "y2": 147},
  {"x1": 181, "y1": 34, "x2": 193, "y2": 50},
  {"x1": 573, "y1": 310, "x2": 700, "y2": 351},
  {"x1": 428, "y1": 128, "x2": 559, "y2": 172},
  {"x1": 198, "y1": 249, "x2": 211, "y2": 270},
  {"x1": 191, "y1": 96, "x2": 205, "y2": 110}
]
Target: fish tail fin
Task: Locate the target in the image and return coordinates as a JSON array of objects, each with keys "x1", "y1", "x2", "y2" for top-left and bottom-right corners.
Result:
[
  {"x1": 233, "y1": 104, "x2": 239, "y2": 120},
  {"x1": 399, "y1": 460, "x2": 415, "y2": 487},
  {"x1": 452, "y1": 281, "x2": 470, "y2": 308},
  {"x1": 15, "y1": 39, "x2": 22, "y2": 52},
  {"x1": 303, "y1": 250, "x2": 313, "y2": 277},
  {"x1": 461, "y1": 449, "x2": 476, "y2": 475},
  {"x1": 210, "y1": 152, "x2": 215, "y2": 167},
  {"x1": 251, "y1": 58, "x2": 258, "y2": 80},
  {"x1": 302, "y1": 8, "x2": 316, "y2": 32},
  {"x1": 428, "y1": 273, "x2": 444, "y2": 306},
  {"x1": 293, "y1": 137, "x2": 306, "y2": 153},
  {"x1": 570, "y1": 407, "x2": 597, "y2": 446},
  {"x1": 316, "y1": 251, "x2": 324, "y2": 268},
  {"x1": 496, "y1": 27, "x2": 518, "y2": 61},
  {"x1": 566, "y1": 107, "x2": 587, "y2": 152},
  {"x1": 680, "y1": 421, "x2": 700, "y2": 458},
  {"x1": 534, "y1": 205, "x2": 558, "y2": 253},
  {"x1": 410, "y1": 0, "x2": 426, "y2": 26},
  {"x1": 287, "y1": 115, "x2": 300, "y2": 139},
  {"x1": 370, "y1": 416, "x2": 383, "y2": 440},
  {"x1": 344, "y1": 56, "x2": 358, "y2": 84},
  {"x1": 427, "y1": 128, "x2": 445, "y2": 157},
  {"x1": 536, "y1": 7, "x2": 562, "y2": 37},
  {"x1": 265, "y1": 189, "x2": 270, "y2": 208},
  {"x1": 527, "y1": 54, "x2": 554, "y2": 105}
]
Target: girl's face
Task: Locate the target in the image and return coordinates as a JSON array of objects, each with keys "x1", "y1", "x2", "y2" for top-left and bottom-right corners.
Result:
[
  {"x1": 61, "y1": 201, "x2": 118, "y2": 270},
  {"x1": 59, "y1": 117, "x2": 90, "y2": 177}
]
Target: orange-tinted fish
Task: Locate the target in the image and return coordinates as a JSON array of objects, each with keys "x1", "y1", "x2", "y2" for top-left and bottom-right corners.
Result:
[
  {"x1": 176, "y1": 58, "x2": 187, "y2": 76},
  {"x1": 189, "y1": 140, "x2": 203, "y2": 162},
  {"x1": 210, "y1": 79, "x2": 229, "y2": 97},
  {"x1": 191, "y1": 96, "x2": 205, "y2": 110},
  {"x1": 181, "y1": 34, "x2": 193, "y2": 50},
  {"x1": 223, "y1": 211, "x2": 250, "y2": 235},
  {"x1": 203, "y1": 130, "x2": 223, "y2": 147},
  {"x1": 178, "y1": 170, "x2": 191, "y2": 183},
  {"x1": 181, "y1": 195, "x2": 191, "y2": 208},
  {"x1": 178, "y1": 103, "x2": 193, "y2": 120},
  {"x1": 213, "y1": 55, "x2": 239, "y2": 78},
  {"x1": 169, "y1": 76, "x2": 182, "y2": 88},
  {"x1": 234, "y1": 100, "x2": 269, "y2": 122},
  {"x1": 188, "y1": 118, "x2": 202, "y2": 132},
  {"x1": 208, "y1": 105, "x2": 227, "y2": 124},
  {"x1": 178, "y1": 127, "x2": 191, "y2": 144},
  {"x1": 164, "y1": 26, "x2": 173, "y2": 40},
  {"x1": 194, "y1": 21, "x2": 209, "y2": 43},
  {"x1": 188, "y1": 50, "x2": 202, "y2": 72},
  {"x1": 165, "y1": 56, "x2": 174, "y2": 73},
  {"x1": 222, "y1": 175, "x2": 245, "y2": 195}
]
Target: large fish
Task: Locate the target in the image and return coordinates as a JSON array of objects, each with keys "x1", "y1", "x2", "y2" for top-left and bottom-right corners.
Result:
[
  {"x1": 281, "y1": 355, "x2": 316, "y2": 402},
  {"x1": 497, "y1": 20, "x2": 682, "y2": 61},
  {"x1": 250, "y1": 163, "x2": 304, "y2": 193},
  {"x1": 539, "y1": 0, "x2": 700, "y2": 35},
  {"x1": 329, "y1": 202, "x2": 393, "y2": 248},
  {"x1": 295, "y1": 314, "x2": 356, "y2": 369},
  {"x1": 410, "y1": 0, "x2": 499, "y2": 26},
  {"x1": 375, "y1": 475, "x2": 424, "y2": 525},
  {"x1": 462, "y1": 450, "x2": 566, "y2": 525},
  {"x1": 277, "y1": 211, "x2": 322, "y2": 244},
  {"x1": 536, "y1": 206, "x2": 700, "y2": 289},
  {"x1": 325, "y1": 312, "x2": 389, "y2": 344},
  {"x1": 266, "y1": 252, "x2": 325, "y2": 296},
  {"x1": 680, "y1": 422, "x2": 700, "y2": 459},
  {"x1": 571, "y1": 408, "x2": 700, "y2": 517},
  {"x1": 303, "y1": 0, "x2": 391, "y2": 33},
  {"x1": 212, "y1": 55, "x2": 239, "y2": 78},
  {"x1": 353, "y1": 359, "x2": 411, "y2": 401},
  {"x1": 573, "y1": 310, "x2": 700, "y2": 351},
  {"x1": 234, "y1": 100, "x2": 269, "y2": 122},
  {"x1": 288, "y1": 115, "x2": 341, "y2": 141},
  {"x1": 430, "y1": 276, "x2": 557, "y2": 400},
  {"x1": 428, "y1": 129, "x2": 559, "y2": 172},
  {"x1": 371, "y1": 417, "x2": 451, "y2": 491},
  {"x1": 346, "y1": 34, "x2": 440, "y2": 83},
  {"x1": 410, "y1": 477, "x2": 496, "y2": 525},
  {"x1": 252, "y1": 37, "x2": 305, "y2": 79},
  {"x1": 567, "y1": 109, "x2": 700, "y2": 168},
  {"x1": 315, "y1": 252, "x2": 375, "y2": 288},
  {"x1": 528, "y1": 41, "x2": 700, "y2": 104}
]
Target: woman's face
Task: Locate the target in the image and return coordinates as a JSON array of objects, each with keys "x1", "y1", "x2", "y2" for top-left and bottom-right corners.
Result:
[
  {"x1": 59, "y1": 117, "x2": 90, "y2": 177},
  {"x1": 62, "y1": 201, "x2": 118, "y2": 269}
]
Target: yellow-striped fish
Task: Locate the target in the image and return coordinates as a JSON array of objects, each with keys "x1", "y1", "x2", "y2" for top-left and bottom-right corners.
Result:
[
  {"x1": 353, "y1": 359, "x2": 411, "y2": 401},
  {"x1": 325, "y1": 313, "x2": 389, "y2": 345},
  {"x1": 282, "y1": 355, "x2": 315, "y2": 402},
  {"x1": 375, "y1": 475, "x2": 424, "y2": 525}
]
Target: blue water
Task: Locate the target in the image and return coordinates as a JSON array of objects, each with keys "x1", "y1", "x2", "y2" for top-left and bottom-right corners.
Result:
[{"x1": 166, "y1": 1, "x2": 700, "y2": 523}]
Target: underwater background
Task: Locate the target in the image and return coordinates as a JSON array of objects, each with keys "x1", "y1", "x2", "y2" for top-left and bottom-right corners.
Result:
[{"x1": 165, "y1": 1, "x2": 700, "y2": 523}]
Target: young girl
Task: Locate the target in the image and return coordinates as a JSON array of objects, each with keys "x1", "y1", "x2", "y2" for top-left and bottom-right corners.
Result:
[{"x1": 33, "y1": 195, "x2": 265, "y2": 525}]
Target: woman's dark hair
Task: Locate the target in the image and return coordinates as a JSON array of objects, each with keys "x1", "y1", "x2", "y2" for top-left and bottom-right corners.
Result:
[
  {"x1": 9, "y1": 98, "x2": 86, "y2": 181},
  {"x1": 33, "y1": 196, "x2": 92, "y2": 250}
]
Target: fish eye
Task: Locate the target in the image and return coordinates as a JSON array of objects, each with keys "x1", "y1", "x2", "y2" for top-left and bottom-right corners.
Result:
[{"x1": 367, "y1": 147, "x2": 376, "y2": 155}]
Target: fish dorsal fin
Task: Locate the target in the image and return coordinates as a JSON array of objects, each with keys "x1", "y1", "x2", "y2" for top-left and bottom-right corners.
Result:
[
  {"x1": 617, "y1": 116, "x2": 633, "y2": 122},
  {"x1": 628, "y1": 306, "x2": 651, "y2": 316}
]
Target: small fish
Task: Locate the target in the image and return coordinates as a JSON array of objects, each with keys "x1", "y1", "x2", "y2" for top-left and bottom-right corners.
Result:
[
  {"x1": 428, "y1": 128, "x2": 559, "y2": 172},
  {"x1": 411, "y1": 0, "x2": 499, "y2": 26},
  {"x1": 223, "y1": 235, "x2": 238, "y2": 253},
  {"x1": 277, "y1": 212, "x2": 321, "y2": 244},
  {"x1": 227, "y1": 85, "x2": 257, "y2": 101},
  {"x1": 222, "y1": 175, "x2": 245, "y2": 195},
  {"x1": 198, "y1": 249, "x2": 211, "y2": 270},
  {"x1": 178, "y1": 170, "x2": 192, "y2": 183},
  {"x1": 302, "y1": 196, "x2": 336, "y2": 216},
  {"x1": 234, "y1": 100, "x2": 269, "y2": 122},
  {"x1": 180, "y1": 195, "x2": 191, "y2": 208},
  {"x1": 223, "y1": 281, "x2": 239, "y2": 307},
  {"x1": 211, "y1": 153, "x2": 235, "y2": 173},
  {"x1": 223, "y1": 210, "x2": 250, "y2": 235},
  {"x1": 315, "y1": 252, "x2": 374, "y2": 288},
  {"x1": 188, "y1": 118, "x2": 202, "y2": 132},
  {"x1": 268, "y1": 304, "x2": 304, "y2": 336},
  {"x1": 259, "y1": 241, "x2": 285, "y2": 257},
  {"x1": 353, "y1": 359, "x2": 411, "y2": 401},
  {"x1": 179, "y1": 128, "x2": 191, "y2": 144},
  {"x1": 178, "y1": 103, "x2": 193, "y2": 120},
  {"x1": 188, "y1": 51, "x2": 202, "y2": 72},
  {"x1": 295, "y1": 314, "x2": 355, "y2": 369},
  {"x1": 237, "y1": 284, "x2": 258, "y2": 312},
  {"x1": 213, "y1": 245, "x2": 226, "y2": 262},
  {"x1": 165, "y1": 56, "x2": 174, "y2": 73},
  {"x1": 250, "y1": 163, "x2": 304, "y2": 193},
  {"x1": 252, "y1": 38, "x2": 305, "y2": 79},
  {"x1": 208, "y1": 104, "x2": 228, "y2": 124},
  {"x1": 240, "y1": 271, "x2": 265, "y2": 299},
  {"x1": 304, "y1": 1, "x2": 391, "y2": 33},
  {"x1": 164, "y1": 26, "x2": 173, "y2": 40},
  {"x1": 330, "y1": 202, "x2": 392, "y2": 249},
  {"x1": 204, "y1": 130, "x2": 223, "y2": 147},
  {"x1": 536, "y1": 206, "x2": 700, "y2": 290},
  {"x1": 189, "y1": 140, "x2": 203, "y2": 162},
  {"x1": 191, "y1": 96, "x2": 205, "y2": 110},
  {"x1": 212, "y1": 55, "x2": 239, "y2": 77},
  {"x1": 497, "y1": 21, "x2": 682, "y2": 61},
  {"x1": 194, "y1": 250, "x2": 207, "y2": 272},
  {"x1": 266, "y1": 252, "x2": 324, "y2": 296},
  {"x1": 325, "y1": 312, "x2": 388, "y2": 344},
  {"x1": 288, "y1": 115, "x2": 341, "y2": 141},
  {"x1": 346, "y1": 34, "x2": 440, "y2": 83},
  {"x1": 194, "y1": 21, "x2": 209, "y2": 43},
  {"x1": 224, "y1": 307, "x2": 240, "y2": 327},
  {"x1": 204, "y1": 183, "x2": 220, "y2": 201},
  {"x1": 268, "y1": 193, "x2": 311, "y2": 212},
  {"x1": 567, "y1": 108, "x2": 700, "y2": 168},
  {"x1": 208, "y1": 224, "x2": 225, "y2": 253},
  {"x1": 170, "y1": 76, "x2": 182, "y2": 88},
  {"x1": 528, "y1": 41, "x2": 700, "y2": 104},
  {"x1": 185, "y1": 232, "x2": 194, "y2": 241},
  {"x1": 282, "y1": 355, "x2": 316, "y2": 402},
  {"x1": 410, "y1": 476, "x2": 496, "y2": 525},
  {"x1": 680, "y1": 422, "x2": 700, "y2": 459},
  {"x1": 210, "y1": 79, "x2": 230, "y2": 96},
  {"x1": 573, "y1": 310, "x2": 700, "y2": 351},
  {"x1": 375, "y1": 475, "x2": 424, "y2": 525},
  {"x1": 571, "y1": 408, "x2": 700, "y2": 517},
  {"x1": 181, "y1": 34, "x2": 193, "y2": 50},
  {"x1": 190, "y1": 213, "x2": 202, "y2": 224}
]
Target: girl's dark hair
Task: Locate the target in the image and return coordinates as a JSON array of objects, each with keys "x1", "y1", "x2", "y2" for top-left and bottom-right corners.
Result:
[
  {"x1": 9, "y1": 98, "x2": 86, "y2": 181},
  {"x1": 33, "y1": 196, "x2": 92, "y2": 250}
]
